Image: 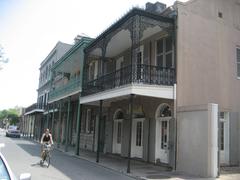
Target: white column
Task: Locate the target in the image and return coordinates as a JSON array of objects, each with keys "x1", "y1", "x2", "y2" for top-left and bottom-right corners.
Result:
[{"x1": 208, "y1": 103, "x2": 218, "y2": 177}]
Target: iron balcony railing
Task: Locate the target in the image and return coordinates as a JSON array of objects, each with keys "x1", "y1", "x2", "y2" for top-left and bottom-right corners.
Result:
[
  {"x1": 49, "y1": 76, "x2": 81, "y2": 101},
  {"x1": 25, "y1": 103, "x2": 45, "y2": 113},
  {"x1": 82, "y1": 64, "x2": 175, "y2": 96}
]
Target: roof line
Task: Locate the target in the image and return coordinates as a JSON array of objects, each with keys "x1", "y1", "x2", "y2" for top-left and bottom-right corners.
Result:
[{"x1": 85, "y1": 8, "x2": 174, "y2": 52}]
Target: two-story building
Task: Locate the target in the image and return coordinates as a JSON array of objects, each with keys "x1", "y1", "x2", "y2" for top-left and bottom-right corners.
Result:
[
  {"x1": 80, "y1": 2, "x2": 176, "y2": 170},
  {"x1": 78, "y1": 0, "x2": 240, "y2": 178},
  {"x1": 23, "y1": 41, "x2": 72, "y2": 141},
  {"x1": 47, "y1": 35, "x2": 92, "y2": 152},
  {"x1": 23, "y1": 0, "x2": 240, "y2": 178}
]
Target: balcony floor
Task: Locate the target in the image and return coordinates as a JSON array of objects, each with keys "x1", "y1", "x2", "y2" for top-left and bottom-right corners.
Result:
[{"x1": 80, "y1": 83, "x2": 174, "y2": 104}]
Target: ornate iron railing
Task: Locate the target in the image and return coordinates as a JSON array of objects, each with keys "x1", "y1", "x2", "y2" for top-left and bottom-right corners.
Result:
[
  {"x1": 82, "y1": 64, "x2": 175, "y2": 96},
  {"x1": 49, "y1": 76, "x2": 81, "y2": 101},
  {"x1": 25, "y1": 103, "x2": 45, "y2": 113}
]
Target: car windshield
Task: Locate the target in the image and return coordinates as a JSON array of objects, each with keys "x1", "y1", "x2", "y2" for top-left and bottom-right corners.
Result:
[
  {"x1": 0, "y1": 157, "x2": 10, "y2": 180},
  {"x1": 8, "y1": 126, "x2": 17, "y2": 130}
]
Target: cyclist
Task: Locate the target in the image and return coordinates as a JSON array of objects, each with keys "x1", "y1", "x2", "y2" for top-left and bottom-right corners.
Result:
[{"x1": 40, "y1": 128, "x2": 53, "y2": 160}]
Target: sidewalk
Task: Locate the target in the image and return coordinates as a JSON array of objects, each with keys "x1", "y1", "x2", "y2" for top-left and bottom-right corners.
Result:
[
  {"x1": 27, "y1": 138, "x2": 240, "y2": 180},
  {"x1": 55, "y1": 145, "x2": 205, "y2": 180}
]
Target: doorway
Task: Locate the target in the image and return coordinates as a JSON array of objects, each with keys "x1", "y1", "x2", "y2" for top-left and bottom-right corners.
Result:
[
  {"x1": 112, "y1": 109, "x2": 124, "y2": 154},
  {"x1": 131, "y1": 118, "x2": 144, "y2": 158},
  {"x1": 155, "y1": 103, "x2": 172, "y2": 164},
  {"x1": 220, "y1": 112, "x2": 229, "y2": 165}
]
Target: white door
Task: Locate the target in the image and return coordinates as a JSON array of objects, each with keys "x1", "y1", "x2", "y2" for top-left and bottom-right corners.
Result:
[
  {"x1": 220, "y1": 112, "x2": 229, "y2": 165},
  {"x1": 112, "y1": 119, "x2": 122, "y2": 154},
  {"x1": 156, "y1": 118, "x2": 170, "y2": 164},
  {"x1": 131, "y1": 118, "x2": 144, "y2": 158}
]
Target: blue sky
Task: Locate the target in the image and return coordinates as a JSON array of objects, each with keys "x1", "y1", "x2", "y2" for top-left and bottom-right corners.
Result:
[{"x1": 0, "y1": 0, "x2": 187, "y2": 110}]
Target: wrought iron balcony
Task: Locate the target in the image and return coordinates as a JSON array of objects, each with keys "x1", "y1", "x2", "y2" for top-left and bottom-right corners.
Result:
[
  {"x1": 49, "y1": 76, "x2": 81, "y2": 102},
  {"x1": 82, "y1": 64, "x2": 175, "y2": 96},
  {"x1": 25, "y1": 103, "x2": 45, "y2": 114}
]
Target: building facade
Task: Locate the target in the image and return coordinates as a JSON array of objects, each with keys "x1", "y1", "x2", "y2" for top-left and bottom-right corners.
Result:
[
  {"x1": 23, "y1": 0, "x2": 240, "y2": 178},
  {"x1": 47, "y1": 35, "x2": 92, "y2": 152},
  {"x1": 23, "y1": 41, "x2": 72, "y2": 141},
  {"x1": 80, "y1": 4, "x2": 177, "y2": 168}
]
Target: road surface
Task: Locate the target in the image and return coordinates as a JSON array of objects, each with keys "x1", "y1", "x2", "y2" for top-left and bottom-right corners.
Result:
[{"x1": 0, "y1": 129, "x2": 134, "y2": 180}]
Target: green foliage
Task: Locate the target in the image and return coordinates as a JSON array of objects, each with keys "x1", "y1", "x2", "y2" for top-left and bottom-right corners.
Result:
[{"x1": 0, "y1": 108, "x2": 20, "y2": 125}]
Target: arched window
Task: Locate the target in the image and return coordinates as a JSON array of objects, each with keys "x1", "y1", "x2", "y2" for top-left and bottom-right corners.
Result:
[
  {"x1": 114, "y1": 109, "x2": 124, "y2": 119},
  {"x1": 155, "y1": 104, "x2": 172, "y2": 118}
]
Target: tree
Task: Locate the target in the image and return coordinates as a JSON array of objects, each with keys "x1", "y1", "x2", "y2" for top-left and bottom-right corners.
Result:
[{"x1": 0, "y1": 108, "x2": 20, "y2": 126}]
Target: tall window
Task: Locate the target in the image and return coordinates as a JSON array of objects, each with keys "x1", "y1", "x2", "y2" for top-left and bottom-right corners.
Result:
[
  {"x1": 220, "y1": 121, "x2": 224, "y2": 150},
  {"x1": 86, "y1": 109, "x2": 91, "y2": 133},
  {"x1": 237, "y1": 47, "x2": 240, "y2": 78},
  {"x1": 117, "y1": 121, "x2": 122, "y2": 144},
  {"x1": 88, "y1": 61, "x2": 98, "y2": 81},
  {"x1": 136, "y1": 121, "x2": 142, "y2": 146},
  {"x1": 156, "y1": 37, "x2": 173, "y2": 68}
]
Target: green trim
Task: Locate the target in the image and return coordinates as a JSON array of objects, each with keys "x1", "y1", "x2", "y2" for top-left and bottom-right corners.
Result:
[{"x1": 52, "y1": 37, "x2": 93, "y2": 71}]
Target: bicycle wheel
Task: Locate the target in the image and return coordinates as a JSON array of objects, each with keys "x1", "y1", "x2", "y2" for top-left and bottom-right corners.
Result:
[{"x1": 45, "y1": 154, "x2": 50, "y2": 168}]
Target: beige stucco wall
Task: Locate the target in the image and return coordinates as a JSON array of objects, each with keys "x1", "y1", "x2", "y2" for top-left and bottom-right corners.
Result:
[{"x1": 176, "y1": 0, "x2": 240, "y2": 112}]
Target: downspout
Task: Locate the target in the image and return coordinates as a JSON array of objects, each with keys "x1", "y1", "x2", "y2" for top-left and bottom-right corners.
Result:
[{"x1": 173, "y1": 9, "x2": 178, "y2": 171}]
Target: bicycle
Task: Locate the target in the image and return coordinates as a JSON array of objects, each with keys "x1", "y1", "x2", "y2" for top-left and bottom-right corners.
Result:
[{"x1": 40, "y1": 143, "x2": 52, "y2": 168}]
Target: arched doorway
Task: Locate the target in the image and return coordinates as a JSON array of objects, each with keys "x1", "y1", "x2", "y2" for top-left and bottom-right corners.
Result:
[
  {"x1": 112, "y1": 109, "x2": 124, "y2": 154},
  {"x1": 155, "y1": 103, "x2": 172, "y2": 164}
]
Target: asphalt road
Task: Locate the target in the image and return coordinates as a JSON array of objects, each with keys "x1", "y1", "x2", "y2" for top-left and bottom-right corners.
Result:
[{"x1": 0, "y1": 130, "x2": 134, "y2": 180}]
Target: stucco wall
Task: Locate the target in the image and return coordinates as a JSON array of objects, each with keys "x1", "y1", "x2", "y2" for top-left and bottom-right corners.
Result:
[
  {"x1": 177, "y1": 104, "x2": 218, "y2": 178},
  {"x1": 108, "y1": 96, "x2": 174, "y2": 163},
  {"x1": 176, "y1": 0, "x2": 240, "y2": 166},
  {"x1": 176, "y1": 0, "x2": 240, "y2": 111}
]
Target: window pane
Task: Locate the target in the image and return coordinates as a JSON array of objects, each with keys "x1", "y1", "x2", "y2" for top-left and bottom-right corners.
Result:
[
  {"x1": 238, "y1": 63, "x2": 240, "y2": 77},
  {"x1": 136, "y1": 121, "x2": 142, "y2": 146},
  {"x1": 157, "y1": 55, "x2": 163, "y2": 67},
  {"x1": 237, "y1": 48, "x2": 240, "y2": 63},
  {"x1": 166, "y1": 37, "x2": 172, "y2": 52},
  {"x1": 220, "y1": 122, "x2": 224, "y2": 150},
  {"x1": 117, "y1": 122, "x2": 122, "y2": 144},
  {"x1": 220, "y1": 112, "x2": 225, "y2": 119},
  {"x1": 157, "y1": 39, "x2": 163, "y2": 54},
  {"x1": 137, "y1": 52, "x2": 142, "y2": 64},
  {"x1": 166, "y1": 53, "x2": 173, "y2": 68}
]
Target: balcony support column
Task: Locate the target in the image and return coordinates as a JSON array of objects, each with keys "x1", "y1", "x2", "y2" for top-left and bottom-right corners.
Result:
[
  {"x1": 75, "y1": 96, "x2": 82, "y2": 155},
  {"x1": 51, "y1": 103, "x2": 55, "y2": 140},
  {"x1": 127, "y1": 94, "x2": 134, "y2": 173},
  {"x1": 100, "y1": 40, "x2": 107, "y2": 77},
  {"x1": 46, "y1": 104, "x2": 50, "y2": 129},
  {"x1": 65, "y1": 96, "x2": 71, "y2": 152},
  {"x1": 57, "y1": 101, "x2": 62, "y2": 148},
  {"x1": 96, "y1": 100, "x2": 103, "y2": 163},
  {"x1": 130, "y1": 15, "x2": 141, "y2": 83}
]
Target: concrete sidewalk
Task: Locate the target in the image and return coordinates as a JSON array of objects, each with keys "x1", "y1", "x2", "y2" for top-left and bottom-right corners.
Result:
[
  {"x1": 28, "y1": 138, "x2": 240, "y2": 180},
  {"x1": 56, "y1": 145, "x2": 205, "y2": 180}
]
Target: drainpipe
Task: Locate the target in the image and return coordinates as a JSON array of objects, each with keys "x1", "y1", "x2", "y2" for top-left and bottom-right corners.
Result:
[{"x1": 173, "y1": 10, "x2": 178, "y2": 171}]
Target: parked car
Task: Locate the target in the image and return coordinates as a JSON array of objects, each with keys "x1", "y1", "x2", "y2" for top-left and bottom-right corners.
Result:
[
  {"x1": 6, "y1": 126, "x2": 21, "y2": 138},
  {"x1": 0, "y1": 144, "x2": 31, "y2": 180}
]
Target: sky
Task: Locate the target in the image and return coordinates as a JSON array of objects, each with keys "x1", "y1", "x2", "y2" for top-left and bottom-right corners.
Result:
[{"x1": 0, "y1": 0, "x2": 188, "y2": 110}]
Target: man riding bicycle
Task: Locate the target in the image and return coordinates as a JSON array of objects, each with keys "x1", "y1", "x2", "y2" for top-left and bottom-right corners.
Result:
[{"x1": 40, "y1": 128, "x2": 53, "y2": 160}]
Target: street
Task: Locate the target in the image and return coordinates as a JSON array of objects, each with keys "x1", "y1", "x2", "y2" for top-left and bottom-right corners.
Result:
[{"x1": 0, "y1": 130, "x2": 134, "y2": 180}]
